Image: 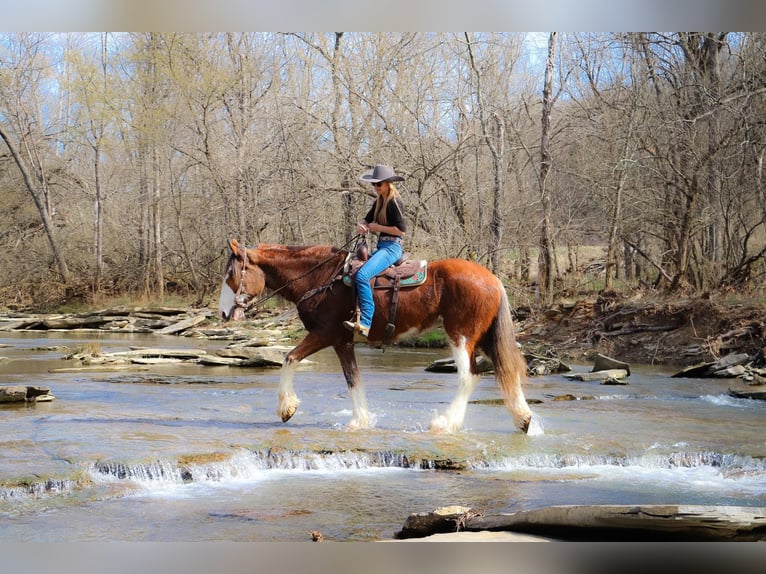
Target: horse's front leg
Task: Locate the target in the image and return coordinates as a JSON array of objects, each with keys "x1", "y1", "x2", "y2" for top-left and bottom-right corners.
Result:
[
  {"x1": 335, "y1": 341, "x2": 374, "y2": 429},
  {"x1": 278, "y1": 331, "x2": 327, "y2": 423}
]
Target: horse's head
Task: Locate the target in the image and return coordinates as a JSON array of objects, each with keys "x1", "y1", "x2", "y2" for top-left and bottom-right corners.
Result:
[{"x1": 219, "y1": 238, "x2": 266, "y2": 321}]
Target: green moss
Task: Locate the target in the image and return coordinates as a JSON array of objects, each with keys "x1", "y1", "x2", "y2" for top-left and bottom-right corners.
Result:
[{"x1": 397, "y1": 329, "x2": 448, "y2": 348}]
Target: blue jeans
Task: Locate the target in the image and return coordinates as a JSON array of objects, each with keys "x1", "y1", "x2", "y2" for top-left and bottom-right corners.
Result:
[{"x1": 355, "y1": 239, "x2": 403, "y2": 329}]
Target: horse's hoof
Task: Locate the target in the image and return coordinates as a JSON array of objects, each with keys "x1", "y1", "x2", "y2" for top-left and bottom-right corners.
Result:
[
  {"x1": 429, "y1": 415, "x2": 457, "y2": 434},
  {"x1": 280, "y1": 406, "x2": 296, "y2": 423},
  {"x1": 519, "y1": 415, "x2": 532, "y2": 434},
  {"x1": 278, "y1": 393, "x2": 300, "y2": 422}
]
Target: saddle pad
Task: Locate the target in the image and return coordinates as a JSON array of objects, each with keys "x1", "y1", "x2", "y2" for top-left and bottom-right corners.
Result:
[{"x1": 342, "y1": 260, "x2": 428, "y2": 288}]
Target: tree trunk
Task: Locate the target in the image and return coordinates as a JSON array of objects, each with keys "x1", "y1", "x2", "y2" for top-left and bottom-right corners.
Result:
[
  {"x1": 465, "y1": 33, "x2": 506, "y2": 274},
  {"x1": 538, "y1": 32, "x2": 557, "y2": 303},
  {"x1": 0, "y1": 124, "x2": 71, "y2": 284}
]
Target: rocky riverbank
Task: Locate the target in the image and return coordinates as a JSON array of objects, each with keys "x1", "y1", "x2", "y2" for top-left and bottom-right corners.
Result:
[
  {"x1": 514, "y1": 291, "x2": 766, "y2": 368},
  {"x1": 2, "y1": 292, "x2": 765, "y2": 367}
]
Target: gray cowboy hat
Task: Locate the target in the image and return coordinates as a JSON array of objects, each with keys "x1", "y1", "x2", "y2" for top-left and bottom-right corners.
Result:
[{"x1": 359, "y1": 164, "x2": 405, "y2": 183}]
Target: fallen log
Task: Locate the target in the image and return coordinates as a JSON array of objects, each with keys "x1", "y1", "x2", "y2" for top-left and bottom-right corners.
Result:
[
  {"x1": 396, "y1": 504, "x2": 766, "y2": 541},
  {"x1": 599, "y1": 324, "x2": 677, "y2": 337}
]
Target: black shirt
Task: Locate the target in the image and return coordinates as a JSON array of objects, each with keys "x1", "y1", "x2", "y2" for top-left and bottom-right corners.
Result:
[{"x1": 364, "y1": 197, "x2": 406, "y2": 241}]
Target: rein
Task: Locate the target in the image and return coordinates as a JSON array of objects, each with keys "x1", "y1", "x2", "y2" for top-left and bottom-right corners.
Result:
[{"x1": 232, "y1": 235, "x2": 362, "y2": 316}]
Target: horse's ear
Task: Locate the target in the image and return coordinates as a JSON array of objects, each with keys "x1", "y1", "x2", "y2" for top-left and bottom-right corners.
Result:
[{"x1": 229, "y1": 238, "x2": 239, "y2": 254}]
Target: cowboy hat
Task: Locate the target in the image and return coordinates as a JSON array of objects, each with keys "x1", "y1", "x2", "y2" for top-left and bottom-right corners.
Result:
[{"x1": 359, "y1": 164, "x2": 405, "y2": 183}]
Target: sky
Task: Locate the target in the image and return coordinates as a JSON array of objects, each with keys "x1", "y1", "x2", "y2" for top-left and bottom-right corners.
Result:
[{"x1": 0, "y1": 0, "x2": 762, "y2": 32}]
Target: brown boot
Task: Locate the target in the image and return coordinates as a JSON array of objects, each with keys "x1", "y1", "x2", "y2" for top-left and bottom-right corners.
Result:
[{"x1": 342, "y1": 320, "x2": 369, "y2": 340}]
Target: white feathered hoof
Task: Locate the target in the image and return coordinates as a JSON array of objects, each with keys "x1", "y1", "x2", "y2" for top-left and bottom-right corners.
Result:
[
  {"x1": 278, "y1": 393, "x2": 300, "y2": 423},
  {"x1": 429, "y1": 414, "x2": 460, "y2": 434}
]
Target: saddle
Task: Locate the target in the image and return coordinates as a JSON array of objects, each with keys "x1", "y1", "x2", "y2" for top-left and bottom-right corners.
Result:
[
  {"x1": 341, "y1": 241, "x2": 428, "y2": 345},
  {"x1": 341, "y1": 252, "x2": 428, "y2": 289}
]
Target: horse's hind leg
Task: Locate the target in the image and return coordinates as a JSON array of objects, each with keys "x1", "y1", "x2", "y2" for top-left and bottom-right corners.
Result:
[
  {"x1": 335, "y1": 341, "x2": 373, "y2": 429},
  {"x1": 430, "y1": 336, "x2": 478, "y2": 433}
]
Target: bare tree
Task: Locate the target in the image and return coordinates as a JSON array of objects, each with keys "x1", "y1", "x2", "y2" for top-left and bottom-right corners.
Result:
[
  {"x1": 537, "y1": 32, "x2": 557, "y2": 301},
  {"x1": 0, "y1": 33, "x2": 71, "y2": 284}
]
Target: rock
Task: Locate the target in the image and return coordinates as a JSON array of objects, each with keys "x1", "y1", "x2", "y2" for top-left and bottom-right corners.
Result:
[
  {"x1": 592, "y1": 353, "x2": 631, "y2": 376},
  {"x1": 673, "y1": 352, "x2": 752, "y2": 378},
  {"x1": 42, "y1": 316, "x2": 111, "y2": 329},
  {"x1": 712, "y1": 364, "x2": 747, "y2": 378},
  {"x1": 563, "y1": 369, "x2": 628, "y2": 382},
  {"x1": 712, "y1": 352, "x2": 751, "y2": 370},
  {"x1": 201, "y1": 347, "x2": 287, "y2": 367},
  {"x1": 425, "y1": 356, "x2": 493, "y2": 374},
  {"x1": 405, "y1": 530, "x2": 553, "y2": 542},
  {"x1": 524, "y1": 352, "x2": 571, "y2": 376},
  {"x1": 0, "y1": 385, "x2": 55, "y2": 404},
  {"x1": 728, "y1": 388, "x2": 766, "y2": 400},
  {"x1": 122, "y1": 348, "x2": 208, "y2": 359},
  {"x1": 0, "y1": 386, "x2": 27, "y2": 402},
  {"x1": 156, "y1": 314, "x2": 207, "y2": 335},
  {"x1": 601, "y1": 376, "x2": 629, "y2": 385},
  {"x1": 672, "y1": 361, "x2": 715, "y2": 378}
]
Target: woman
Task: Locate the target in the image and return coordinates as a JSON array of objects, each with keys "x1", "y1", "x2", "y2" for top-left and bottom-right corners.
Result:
[{"x1": 343, "y1": 164, "x2": 407, "y2": 339}]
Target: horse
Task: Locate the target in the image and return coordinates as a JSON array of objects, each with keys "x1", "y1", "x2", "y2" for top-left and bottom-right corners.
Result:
[{"x1": 218, "y1": 238, "x2": 534, "y2": 434}]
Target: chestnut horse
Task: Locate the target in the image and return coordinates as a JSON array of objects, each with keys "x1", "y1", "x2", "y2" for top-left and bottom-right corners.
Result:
[{"x1": 219, "y1": 238, "x2": 533, "y2": 434}]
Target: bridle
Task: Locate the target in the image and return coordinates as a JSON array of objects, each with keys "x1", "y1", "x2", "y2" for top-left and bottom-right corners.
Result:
[{"x1": 228, "y1": 236, "x2": 362, "y2": 317}]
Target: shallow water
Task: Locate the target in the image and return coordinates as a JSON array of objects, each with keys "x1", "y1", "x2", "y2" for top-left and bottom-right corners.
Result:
[{"x1": 0, "y1": 330, "x2": 764, "y2": 541}]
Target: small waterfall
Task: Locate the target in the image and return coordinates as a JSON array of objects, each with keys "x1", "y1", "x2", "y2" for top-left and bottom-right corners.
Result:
[
  {"x1": 87, "y1": 448, "x2": 426, "y2": 488},
  {"x1": 468, "y1": 450, "x2": 766, "y2": 473},
  {"x1": 5, "y1": 448, "x2": 764, "y2": 506},
  {"x1": 0, "y1": 478, "x2": 78, "y2": 502}
]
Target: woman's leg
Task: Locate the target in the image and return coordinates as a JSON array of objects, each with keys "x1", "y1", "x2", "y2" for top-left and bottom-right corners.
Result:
[{"x1": 354, "y1": 242, "x2": 402, "y2": 330}]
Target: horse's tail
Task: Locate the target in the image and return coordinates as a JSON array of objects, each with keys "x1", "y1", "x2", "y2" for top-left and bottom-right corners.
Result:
[{"x1": 482, "y1": 283, "x2": 533, "y2": 433}]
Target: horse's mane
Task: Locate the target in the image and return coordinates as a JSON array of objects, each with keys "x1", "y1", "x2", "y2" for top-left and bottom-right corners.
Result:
[{"x1": 259, "y1": 243, "x2": 345, "y2": 257}]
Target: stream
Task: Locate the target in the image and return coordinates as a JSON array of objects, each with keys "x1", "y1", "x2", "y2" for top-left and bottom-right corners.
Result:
[{"x1": 1, "y1": 330, "x2": 764, "y2": 541}]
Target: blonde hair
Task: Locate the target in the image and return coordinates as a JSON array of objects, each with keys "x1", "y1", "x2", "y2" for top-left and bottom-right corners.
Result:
[{"x1": 373, "y1": 183, "x2": 402, "y2": 226}]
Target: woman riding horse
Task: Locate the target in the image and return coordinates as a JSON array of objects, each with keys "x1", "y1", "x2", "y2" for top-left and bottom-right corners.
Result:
[{"x1": 343, "y1": 164, "x2": 407, "y2": 340}]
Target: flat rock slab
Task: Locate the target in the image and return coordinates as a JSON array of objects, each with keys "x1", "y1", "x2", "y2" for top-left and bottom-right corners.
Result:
[
  {"x1": 729, "y1": 387, "x2": 766, "y2": 400},
  {"x1": 397, "y1": 504, "x2": 766, "y2": 541},
  {"x1": 156, "y1": 314, "x2": 207, "y2": 335},
  {"x1": 563, "y1": 369, "x2": 628, "y2": 381}
]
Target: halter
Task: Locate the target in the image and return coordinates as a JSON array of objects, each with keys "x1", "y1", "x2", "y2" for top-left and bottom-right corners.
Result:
[{"x1": 230, "y1": 235, "x2": 363, "y2": 316}]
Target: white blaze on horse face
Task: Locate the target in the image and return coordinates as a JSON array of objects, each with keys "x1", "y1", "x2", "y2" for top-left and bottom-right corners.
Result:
[{"x1": 218, "y1": 275, "x2": 236, "y2": 320}]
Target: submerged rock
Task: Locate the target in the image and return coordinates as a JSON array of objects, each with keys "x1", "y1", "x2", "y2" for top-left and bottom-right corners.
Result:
[{"x1": 0, "y1": 385, "x2": 55, "y2": 404}]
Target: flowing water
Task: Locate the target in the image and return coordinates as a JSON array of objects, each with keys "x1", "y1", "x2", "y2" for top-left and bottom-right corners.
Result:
[{"x1": 0, "y1": 330, "x2": 764, "y2": 542}]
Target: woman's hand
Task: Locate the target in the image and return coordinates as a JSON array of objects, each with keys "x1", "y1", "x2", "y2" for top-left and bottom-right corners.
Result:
[{"x1": 356, "y1": 221, "x2": 369, "y2": 235}]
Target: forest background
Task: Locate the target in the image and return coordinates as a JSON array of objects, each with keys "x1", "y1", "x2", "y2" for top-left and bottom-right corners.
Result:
[{"x1": 1, "y1": 32, "x2": 765, "y2": 313}]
